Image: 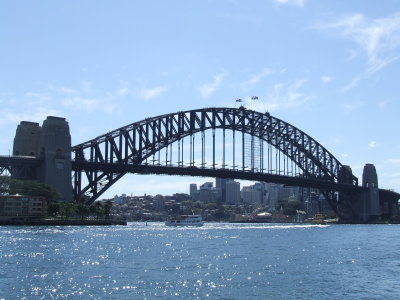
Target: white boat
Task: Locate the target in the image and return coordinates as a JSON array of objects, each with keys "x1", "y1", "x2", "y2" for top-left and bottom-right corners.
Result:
[{"x1": 165, "y1": 215, "x2": 204, "y2": 227}]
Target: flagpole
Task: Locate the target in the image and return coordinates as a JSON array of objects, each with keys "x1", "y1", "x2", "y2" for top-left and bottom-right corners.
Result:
[
  {"x1": 250, "y1": 96, "x2": 258, "y2": 111},
  {"x1": 235, "y1": 98, "x2": 242, "y2": 108}
]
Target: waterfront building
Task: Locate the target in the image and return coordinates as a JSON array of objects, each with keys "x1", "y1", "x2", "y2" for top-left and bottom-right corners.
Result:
[{"x1": 0, "y1": 195, "x2": 47, "y2": 221}]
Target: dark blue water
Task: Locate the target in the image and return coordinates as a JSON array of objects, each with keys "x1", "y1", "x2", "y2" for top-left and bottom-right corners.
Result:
[{"x1": 0, "y1": 223, "x2": 399, "y2": 299}]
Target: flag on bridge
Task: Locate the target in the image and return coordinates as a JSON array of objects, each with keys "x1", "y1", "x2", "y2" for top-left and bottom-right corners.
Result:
[{"x1": 251, "y1": 96, "x2": 258, "y2": 100}]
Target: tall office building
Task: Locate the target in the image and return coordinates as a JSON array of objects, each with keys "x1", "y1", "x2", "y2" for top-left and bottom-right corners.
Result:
[
  {"x1": 225, "y1": 180, "x2": 241, "y2": 205},
  {"x1": 189, "y1": 184, "x2": 197, "y2": 200},
  {"x1": 216, "y1": 178, "x2": 227, "y2": 202}
]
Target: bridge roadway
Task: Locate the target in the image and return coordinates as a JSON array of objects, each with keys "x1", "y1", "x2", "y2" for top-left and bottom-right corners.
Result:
[
  {"x1": 0, "y1": 155, "x2": 42, "y2": 165},
  {"x1": 71, "y1": 160, "x2": 363, "y2": 193}
]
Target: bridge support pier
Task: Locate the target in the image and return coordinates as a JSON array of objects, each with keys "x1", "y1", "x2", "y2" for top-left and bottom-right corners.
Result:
[
  {"x1": 338, "y1": 164, "x2": 383, "y2": 223},
  {"x1": 337, "y1": 164, "x2": 382, "y2": 223},
  {"x1": 350, "y1": 187, "x2": 380, "y2": 223},
  {"x1": 13, "y1": 117, "x2": 73, "y2": 202}
]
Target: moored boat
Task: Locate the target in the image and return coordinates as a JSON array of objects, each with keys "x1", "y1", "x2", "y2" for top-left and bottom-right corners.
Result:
[{"x1": 165, "y1": 215, "x2": 204, "y2": 227}]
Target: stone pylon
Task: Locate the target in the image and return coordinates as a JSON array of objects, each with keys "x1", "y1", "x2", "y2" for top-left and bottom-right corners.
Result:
[
  {"x1": 38, "y1": 116, "x2": 73, "y2": 202},
  {"x1": 12, "y1": 117, "x2": 73, "y2": 202}
]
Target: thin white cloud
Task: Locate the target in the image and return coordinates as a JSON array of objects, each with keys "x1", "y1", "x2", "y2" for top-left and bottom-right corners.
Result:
[
  {"x1": 386, "y1": 159, "x2": 400, "y2": 166},
  {"x1": 378, "y1": 101, "x2": 388, "y2": 109},
  {"x1": 138, "y1": 86, "x2": 167, "y2": 100},
  {"x1": 343, "y1": 101, "x2": 364, "y2": 113},
  {"x1": 118, "y1": 80, "x2": 130, "y2": 96},
  {"x1": 118, "y1": 87, "x2": 129, "y2": 95},
  {"x1": 321, "y1": 75, "x2": 334, "y2": 84},
  {"x1": 199, "y1": 74, "x2": 224, "y2": 98},
  {"x1": 59, "y1": 87, "x2": 78, "y2": 94},
  {"x1": 240, "y1": 68, "x2": 272, "y2": 91},
  {"x1": 368, "y1": 141, "x2": 377, "y2": 148},
  {"x1": 1, "y1": 107, "x2": 61, "y2": 125},
  {"x1": 81, "y1": 80, "x2": 93, "y2": 93},
  {"x1": 273, "y1": 0, "x2": 305, "y2": 7},
  {"x1": 249, "y1": 79, "x2": 311, "y2": 112},
  {"x1": 62, "y1": 97, "x2": 115, "y2": 113},
  {"x1": 316, "y1": 13, "x2": 400, "y2": 74},
  {"x1": 24, "y1": 92, "x2": 52, "y2": 105},
  {"x1": 341, "y1": 74, "x2": 362, "y2": 93}
]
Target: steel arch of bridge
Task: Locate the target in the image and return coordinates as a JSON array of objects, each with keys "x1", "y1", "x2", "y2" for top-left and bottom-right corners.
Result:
[{"x1": 71, "y1": 107, "x2": 358, "y2": 204}]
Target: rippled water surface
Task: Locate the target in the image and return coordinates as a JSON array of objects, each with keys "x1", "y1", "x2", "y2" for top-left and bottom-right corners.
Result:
[{"x1": 1, "y1": 223, "x2": 399, "y2": 299}]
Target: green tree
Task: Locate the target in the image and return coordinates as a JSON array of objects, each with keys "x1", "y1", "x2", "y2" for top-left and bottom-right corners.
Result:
[
  {"x1": 47, "y1": 201, "x2": 62, "y2": 217},
  {"x1": 0, "y1": 176, "x2": 13, "y2": 194},
  {"x1": 60, "y1": 202, "x2": 76, "y2": 219},
  {"x1": 0, "y1": 176, "x2": 60, "y2": 201},
  {"x1": 276, "y1": 200, "x2": 304, "y2": 216},
  {"x1": 213, "y1": 206, "x2": 228, "y2": 221},
  {"x1": 89, "y1": 203, "x2": 97, "y2": 219},
  {"x1": 76, "y1": 202, "x2": 89, "y2": 219},
  {"x1": 103, "y1": 200, "x2": 112, "y2": 219},
  {"x1": 203, "y1": 202, "x2": 217, "y2": 210},
  {"x1": 93, "y1": 201, "x2": 104, "y2": 219},
  {"x1": 170, "y1": 203, "x2": 181, "y2": 216}
]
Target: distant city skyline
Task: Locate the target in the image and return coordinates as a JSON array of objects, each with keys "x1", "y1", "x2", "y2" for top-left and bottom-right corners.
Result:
[{"x1": 1, "y1": 1, "x2": 399, "y2": 197}]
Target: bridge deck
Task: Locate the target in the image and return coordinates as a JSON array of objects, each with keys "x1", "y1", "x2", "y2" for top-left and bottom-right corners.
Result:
[{"x1": 72, "y1": 160, "x2": 362, "y2": 192}]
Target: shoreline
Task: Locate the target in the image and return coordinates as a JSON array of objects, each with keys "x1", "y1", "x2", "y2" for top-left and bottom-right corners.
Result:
[{"x1": 0, "y1": 219, "x2": 127, "y2": 226}]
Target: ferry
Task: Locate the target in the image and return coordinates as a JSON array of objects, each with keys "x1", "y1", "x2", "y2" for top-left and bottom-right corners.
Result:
[{"x1": 165, "y1": 215, "x2": 204, "y2": 227}]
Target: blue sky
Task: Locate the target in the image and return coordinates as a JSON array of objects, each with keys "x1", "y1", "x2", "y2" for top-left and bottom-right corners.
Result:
[{"x1": 1, "y1": 0, "x2": 399, "y2": 198}]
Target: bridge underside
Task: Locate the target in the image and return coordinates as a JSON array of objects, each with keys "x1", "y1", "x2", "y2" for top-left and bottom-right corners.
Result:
[{"x1": 72, "y1": 161, "x2": 360, "y2": 192}]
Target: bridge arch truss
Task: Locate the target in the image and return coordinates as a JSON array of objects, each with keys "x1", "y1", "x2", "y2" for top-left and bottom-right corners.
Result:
[{"x1": 72, "y1": 107, "x2": 358, "y2": 205}]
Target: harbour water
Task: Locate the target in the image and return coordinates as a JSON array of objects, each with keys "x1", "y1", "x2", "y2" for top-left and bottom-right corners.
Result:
[{"x1": 1, "y1": 223, "x2": 399, "y2": 299}]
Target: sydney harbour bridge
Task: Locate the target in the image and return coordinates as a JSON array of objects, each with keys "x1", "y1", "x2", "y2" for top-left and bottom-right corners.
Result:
[{"x1": 1, "y1": 106, "x2": 399, "y2": 223}]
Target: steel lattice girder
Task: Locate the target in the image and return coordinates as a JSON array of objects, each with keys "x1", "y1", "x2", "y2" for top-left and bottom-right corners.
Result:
[
  {"x1": 71, "y1": 107, "x2": 358, "y2": 203},
  {"x1": 0, "y1": 156, "x2": 42, "y2": 180}
]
